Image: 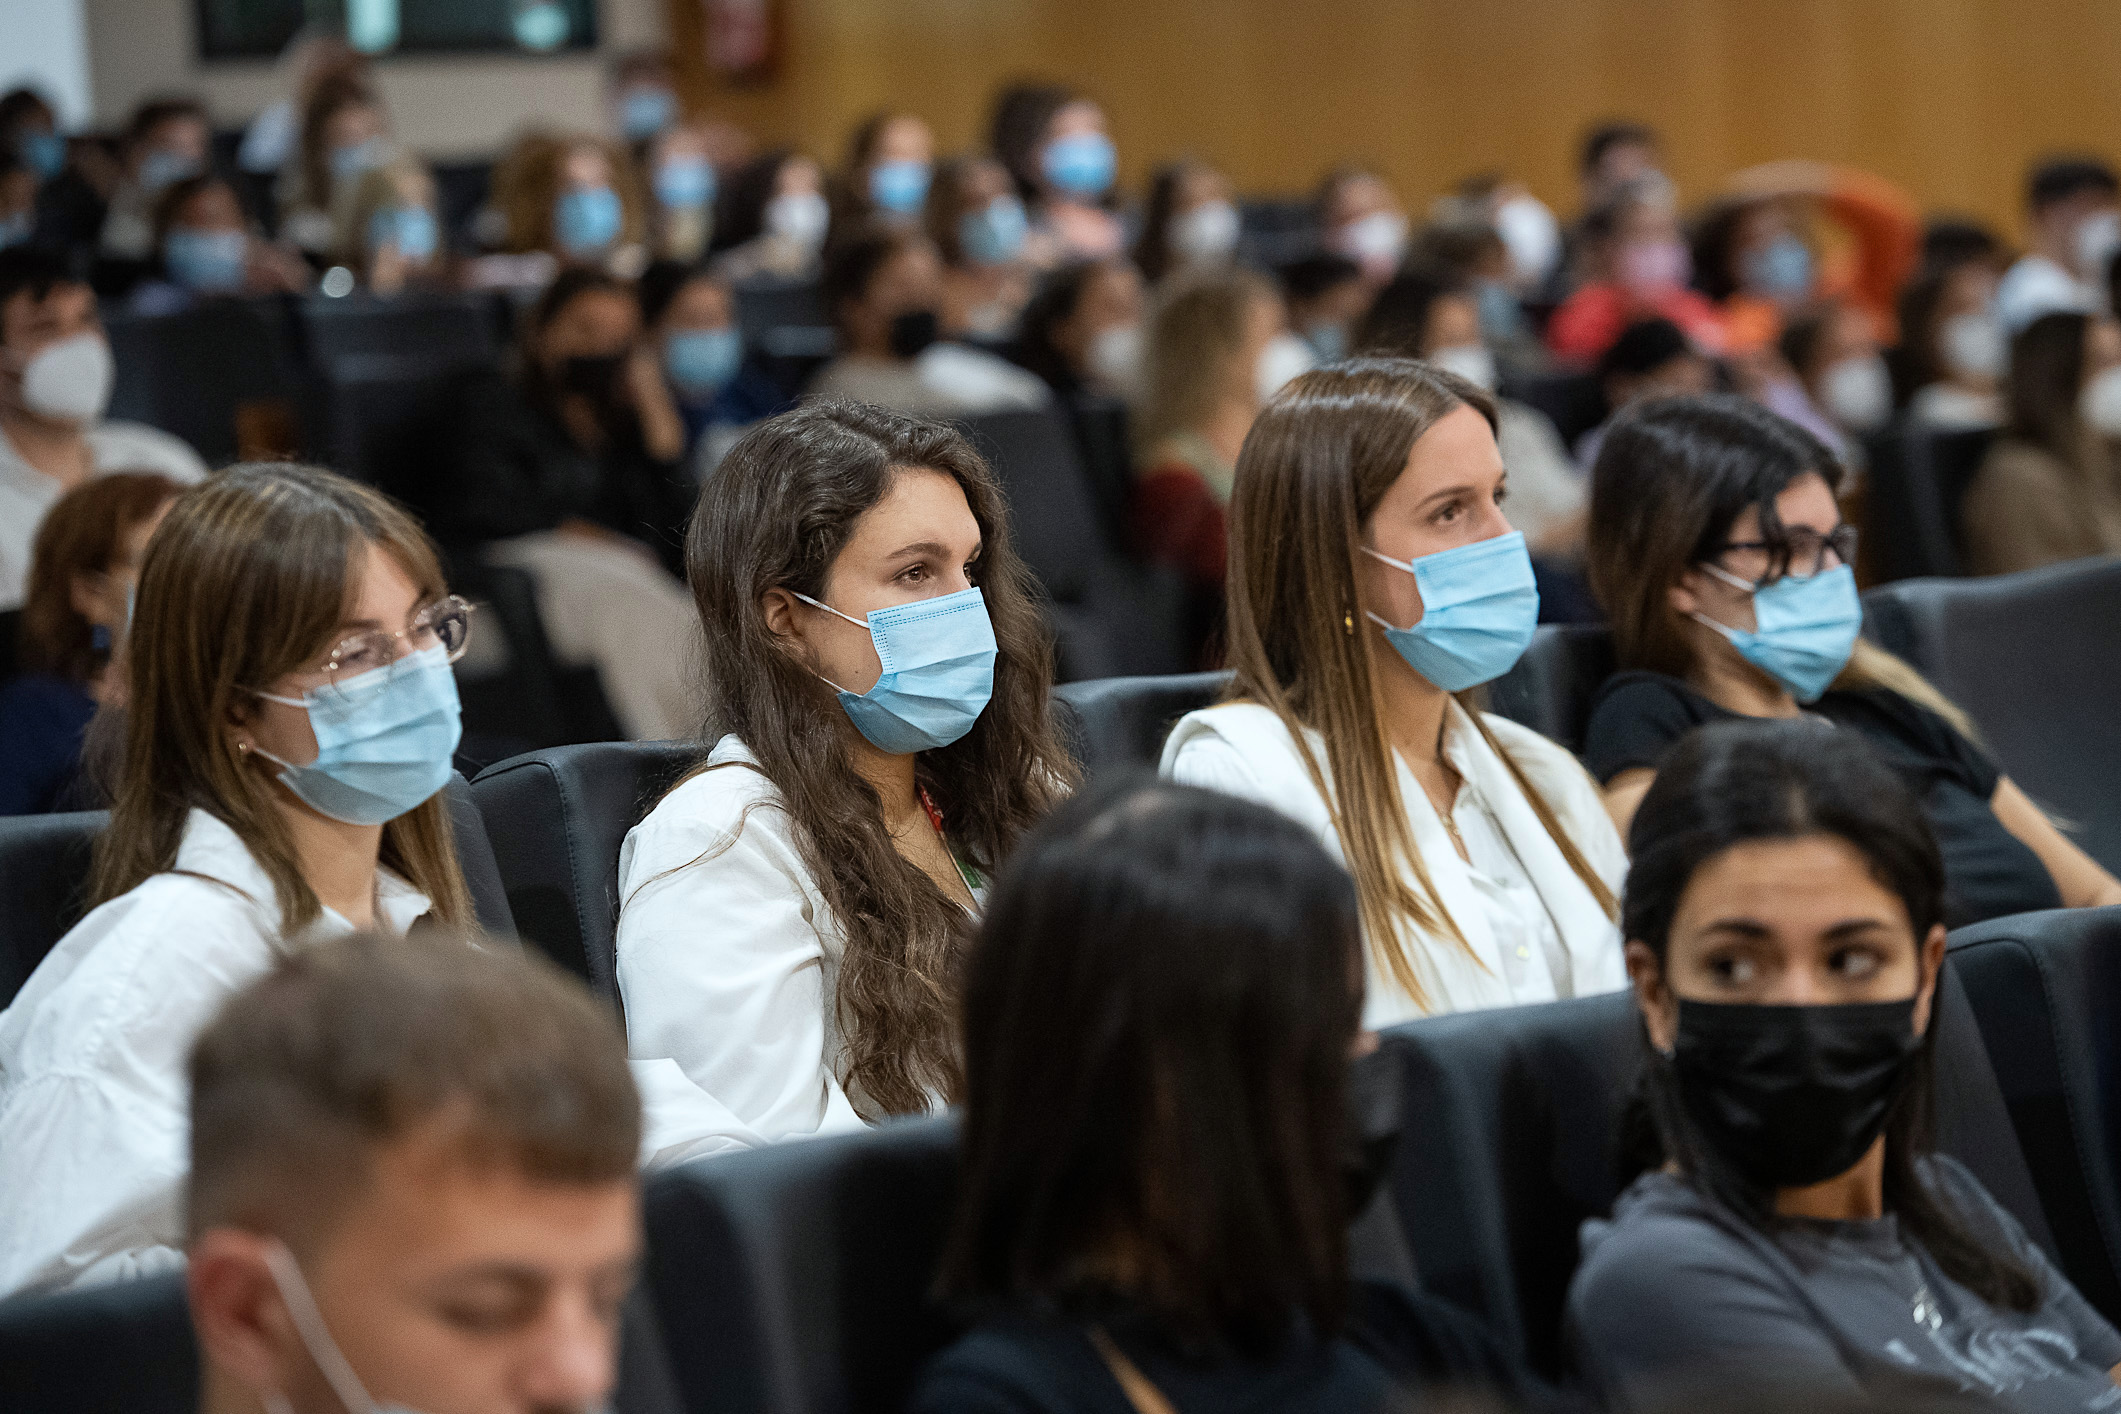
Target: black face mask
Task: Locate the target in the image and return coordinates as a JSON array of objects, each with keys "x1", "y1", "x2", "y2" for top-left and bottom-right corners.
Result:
[
  {"x1": 1671, "y1": 996, "x2": 1923, "y2": 1190},
  {"x1": 888, "y1": 308, "x2": 940, "y2": 359},
  {"x1": 558, "y1": 352, "x2": 628, "y2": 398},
  {"x1": 1343, "y1": 1045, "x2": 1404, "y2": 1218}
]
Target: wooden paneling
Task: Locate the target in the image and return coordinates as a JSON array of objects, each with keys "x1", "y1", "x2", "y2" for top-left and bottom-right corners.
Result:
[{"x1": 667, "y1": 0, "x2": 2121, "y2": 239}]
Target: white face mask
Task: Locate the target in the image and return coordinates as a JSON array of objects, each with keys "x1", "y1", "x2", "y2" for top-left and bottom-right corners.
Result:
[
  {"x1": 1822, "y1": 353, "x2": 1892, "y2": 433},
  {"x1": 764, "y1": 190, "x2": 829, "y2": 251},
  {"x1": 2077, "y1": 210, "x2": 2121, "y2": 279},
  {"x1": 2080, "y1": 364, "x2": 2121, "y2": 437},
  {"x1": 1939, "y1": 310, "x2": 2006, "y2": 381},
  {"x1": 1255, "y1": 331, "x2": 1316, "y2": 403},
  {"x1": 1087, "y1": 323, "x2": 1143, "y2": 400},
  {"x1": 18, "y1": 331, "x2": 114, "y2": 425},
  {"x1": 1169, "y1": 199, "x2": 1240, "y2": 264},
  {"x1": 1428, "y1": 342, "x2": 1498, "y2": 393},
  {"x1": 1494, "y1": 194, "x2": 1561, "y2": 288},
  {"x1": 1332, "y1": 210, "x2": 1408, "y2": 276}
]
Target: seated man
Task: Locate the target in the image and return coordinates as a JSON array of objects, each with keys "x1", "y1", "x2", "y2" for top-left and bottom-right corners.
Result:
[
  {"x1": 185, "y1": 935, "x2": 642, "y2": 1414},
  {"x1": 0, "y1": 246, "x2": 205, "y2": 610}
]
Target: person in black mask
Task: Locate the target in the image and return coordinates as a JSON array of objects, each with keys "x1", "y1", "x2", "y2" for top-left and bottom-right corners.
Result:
[
  {"x1": 1569, "y1": 717, "x2": 2121, "y2": 1411},
  {"x1": 913, "y1": 775, "x2": 1536, "y2": 1414},
  {"x1": 810, "y1": 226, "x2": 1049, "y2": 417},
  {"x1": 444, "y1": 266, "x2": 698, "y2": 739}
]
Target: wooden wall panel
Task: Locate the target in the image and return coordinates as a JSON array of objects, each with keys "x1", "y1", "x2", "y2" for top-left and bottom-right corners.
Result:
[{"x1": 666, "y1": 0, "x2": 2121, "y2": 240}]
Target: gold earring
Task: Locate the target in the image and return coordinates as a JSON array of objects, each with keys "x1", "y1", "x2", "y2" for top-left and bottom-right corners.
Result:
[{"x1": 1343, "y1": 612, "x2": 1355, "y2": 635}]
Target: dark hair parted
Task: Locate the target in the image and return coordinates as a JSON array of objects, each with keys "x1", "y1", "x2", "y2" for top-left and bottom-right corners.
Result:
[
  {"x1": 682, "y1": 401, "x2": 1075, "y2": 1116},
  {"x1": 19, "y1": 471, "x2": 181, "y2": 683},
  {"x1": 2006, "y1": 310, "x2": 2094, "y2": 468},
  {"x1": 1624, "y1": 718, "x2": 2039, "y2": 1312},
  {"x1": 940, "y1": 777, "x2": 1364, "y2": 1353}
]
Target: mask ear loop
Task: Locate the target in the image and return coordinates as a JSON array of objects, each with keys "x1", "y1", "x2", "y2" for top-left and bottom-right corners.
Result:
[
  {"x1": 1358, "y1": 546, "x2": 1421, "y2": 634},
  {"x1": 259, "y1": 1240, "x2": 383, "y2": 1414},
  {"x1": 790, "y1": 591, "x2": 873, "y2": 696},
  {"x1": 1686, "y1": 560, "x2": 1762, "y2": 640}
]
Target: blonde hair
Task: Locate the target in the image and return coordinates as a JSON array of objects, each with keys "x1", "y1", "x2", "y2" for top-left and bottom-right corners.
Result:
[
  {"x1": 1222, "y1": 358, "x2": 1617, "y2": 1013},
  {"x1": 333, "y1": 156, "x2": 437, "y2": 270},
  {"x1": 91, "y1": 463, "x2": 473, "y2": 933},
  {"x1": 1136, "y1": 267, "x2": 1277, "y2": 459}
]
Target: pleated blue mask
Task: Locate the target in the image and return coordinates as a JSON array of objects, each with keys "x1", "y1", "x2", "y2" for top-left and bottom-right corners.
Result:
[
  {"x1": 252, "y1": 646, "x2": 462, "y2": 825},
  {"x1": 796, "y1": 586, "x2": 997, "y2": 754},
  {"x1": 1364, "y1": 530, "x2": 1540, "y2": 692},
  {"x1": 1692, "y1": 562, "x2": 1861, "y2": 704}
]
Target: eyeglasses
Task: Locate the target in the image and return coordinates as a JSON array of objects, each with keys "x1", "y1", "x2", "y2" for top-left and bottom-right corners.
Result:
[
  {"x1": 310, "y1": 596, "x2": 474, "y2": 702},
  {"x1": 1713, "y1": 524, "x2": 1859, "y2": 587}
]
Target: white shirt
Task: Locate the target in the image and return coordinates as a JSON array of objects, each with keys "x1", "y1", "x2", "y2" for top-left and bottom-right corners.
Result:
[
  {"x1": 0, "y1": 810, "x2": 430, "y2": 1298},
  {"x1": 1162, "y1": 700, "x2": 1628, "y2": 1024},
  {"x1": 0, "y1": 420, "x2": 208, "y2": 611},
  {"x1": 1996, "y1": 253, "x2": 2101, "y2": 333},
  {"x1": 808, "y1": 345, "x2": 1051, "y2": 419},
  {"x1": 616, "y1": 737, "x2": 876, "y2": 1164}
]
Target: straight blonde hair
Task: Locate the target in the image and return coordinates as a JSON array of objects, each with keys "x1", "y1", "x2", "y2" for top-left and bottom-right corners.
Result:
[
  {"x1": 90, "y1": 463, "x2": 472, "y2": 933},
  {"x1": 1223, "y1": 358, "x2": 1617, "y2": 1013},
  {"x1": 1136, "y1": 267, "x2": 1278, "y2": 460}
]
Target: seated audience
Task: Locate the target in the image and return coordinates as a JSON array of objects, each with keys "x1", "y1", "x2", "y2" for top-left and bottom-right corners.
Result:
[
  {"x1": 1410, "y1": 204, "x2": 1550, "y2": 380},
  {"x1": 1547, "y1": 177, "x2": 1724, "y2": 363},
  {"x1": 1163, "y1": 357, "x2": 1627, "y2": 1020},
  {"x1": 99, "y1": 96, "x2": 212, "y2": 263},
  {"x1": 1280, "y1": 252, "x2": 1371, "y2": 365},
  {"x1": 1316, "y1": 165, "x2": 1410, "y2": 290},
  {"x1": 617, "y1": 402, "x2": 1074, "y2": 1152},
  {"x1": 926, "y1": 154, "x2": 1034, "y2": 339},
  {"x1": 1132, "y1": 157, "x2": 1240, "y2": 285},
  {"x1": 1583, "y1": 394, "x2": 2121, "y2": 921},
  {"x1": 186, "y1": 935, "x2": 641, "y2": 1414},
  {"x1": 833, "y1": 109, "x2": 935, "y2": 235},
  {"x1": 335, "y1": 157, "x2": 448, "y2": 295},
  {"x1": 608, "y1": 46, "x2": 680, "y2": 143},
  {"x1": 0, "y1": 471, "x2": 179, "y2": 814},
  {"x1": 2, "y1": 87, "x2": 66, "y2": 193},
  {"x1": 235, "y1": 31, "x2": 365, "y2": 181},
  {"x1": 1008, "y1": 256, "x2": 1145, "y2": 400},
  {"x1": 1997, "y1": 157, "x2": 2119, "y2": 331},
  {"x1": 507, "y1": 133, "x2": 646, "y2": 276},
  {"x1": 0, "y1": 249, "x2": 206, "y2": 611},
  {"x1": 1570, "y1": 718, "x2": 2121, "y2": 1410},
  {"x1": 128, "y1": 173, "x2": 307, "y2": 315},
  {"x1": 1963, "y1": 309, "x2": 2121, "y2": 575},
  {"x1": 915, "y1": 777, "x2": 1532, "y2": 1412},
  {"x1": 443, "y1": 267, "x2": 698, "y2": 740},
  {"x1": 0, "y1": 463, "x2": 477, "y2": 1295},
  {"x1": 1898, "y1": 255, "x2": 2006, "y2": 430},
  {"x1": 641, "y1": 121, "x2": 719, "y2": 262},
  {"x1": 1775, "y1": 299, "x2": 1891, "y2": 450},
  {"x1": 990, "y1": 83, "x2": 1125, "y2": 264},
  {"x1": 637, "y1": 258, "x2": 786, "y2": 476},
  {"x1": 709, "y1": 148, "x2": 829, "y2": 283},
  {"x1": 810, "y1": 228, "x2": 1050, "y2": 415},
  {"x1": 280, "y1": 74, "x2": 392, "y2": 259}
]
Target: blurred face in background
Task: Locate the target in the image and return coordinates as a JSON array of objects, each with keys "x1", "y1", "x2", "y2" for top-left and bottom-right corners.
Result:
[
  {"x1": 0, "y1": 277, "x2": 102, "y2": 423},
  {"x1": 847, "y1": 239, "x2": 945, "y2": 359},
  {"x1": 1052, "y1": 260, "x2": 1144, "y2": 379},
  {"x1": 0, "y1": 165, "x2": 37, "y2": 243},
  {"x1": 1323, "y1": 172, "x2": 1407, "y2": 282},
  {"x1": 132, "y1": 112, "x2": 210, "y2": 191},
  {"x1": 163, "y1": 182, "x2": 255, "y2": 294},
  {"x1": 536, "y1": 288, "x2": 639, "y2": 397},
  {"x1": 1586, "y1": 136, "x2": 1660, "y2": 206}
]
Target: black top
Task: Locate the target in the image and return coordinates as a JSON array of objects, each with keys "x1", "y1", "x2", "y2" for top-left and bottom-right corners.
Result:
[
  {"x1": 908, "y1": 1280, "x2": 1545, "y2": 1414},
  {"x1": 440, "y1": 370, "x2": 690, "y2": 562},
  {"x1": 1582, "y1": 671, "x2": 2062, "y2": 926}
]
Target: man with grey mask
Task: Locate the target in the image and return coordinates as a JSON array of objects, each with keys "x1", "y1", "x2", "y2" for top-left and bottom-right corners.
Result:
[
  {"x1": 0, "y1": 248, "x2": 203, "y2": 610},
  {"x1": 184, "y1": 935, "x2": 642, "y2": 1414}
]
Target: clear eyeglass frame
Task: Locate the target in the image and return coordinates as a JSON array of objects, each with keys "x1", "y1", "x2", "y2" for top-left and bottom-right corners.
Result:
[{"x1": 312, "y1": 595, "x2": 474, "y2": 703}]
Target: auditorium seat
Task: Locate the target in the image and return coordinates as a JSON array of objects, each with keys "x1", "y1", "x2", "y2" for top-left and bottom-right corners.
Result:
[
  {"x1": 1859, "y1": 424, "x2": 1994, "y2": 582},
  {"x1": 307, "y1": 353, "x2": 490, "y2": 504},
  {"x1": 1052, "y1": 671, "x2": 1230, "y2": 777},
  {"x1": 428, "y1": 159, "x2": 495, "y2": 253},
  {"x1": 1861, "y1": 556, "x2": 2121, "y2": 872},
  {"x1": 1381, "y1": 963, "x2": 2062, "y2": 1376},
  {"x1": 642, "y1": 1115, "x2": 962, "y2": 1414},
  {"x1": 0, "y1": 1270, "x2": 196, "y2": 1414},
  {"x1": 468, "y1": 741, "x2": 700, "y2": 1000},
  {"x1": 1498, "y1": 370, "x2": 1607, "y2": 450},
  {"x1": 1485, "y1": 624, "x2": 1614, "y2": 756},
  {"x1": 1946, "y1": 907, "x2": 2121, "y2": 1319},
  {"x1": 104, "y1": 299, "x2": 301, "y2": 465},
  {"x1": 0, "y1": 777, "x2": 514, "y2": 1006},
  {"x1": 294, "y1": 289, "x2": 506, "y2": 370}
]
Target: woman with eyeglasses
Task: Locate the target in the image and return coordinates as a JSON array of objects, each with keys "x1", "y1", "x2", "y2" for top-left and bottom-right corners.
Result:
[
  {"x1": 0, "y1": 463, "x2": 477, "y2": 1298},
  {"x1": 1584, "y1": 395, "x2": 2121, "y2": 923}
]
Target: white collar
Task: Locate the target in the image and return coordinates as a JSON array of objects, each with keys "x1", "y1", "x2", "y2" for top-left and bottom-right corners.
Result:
[{"x1": 172, "y1": 808, "x2": 432, "y2": 941}]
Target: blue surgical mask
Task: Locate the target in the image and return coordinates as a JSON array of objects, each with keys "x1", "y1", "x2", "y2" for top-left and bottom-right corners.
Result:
[
  {"x1": 1040, "y1": 132, "x2": 1116, "y2": 199},
  {"x1": 654, "y1": 156, "x2": 716, "y2": 211},
  {"x1": 137, "y1": 147, "x2": 199, "y2": 194},
  {"x1": 1475, "y1": 280, "x2": 1525, "y2": 341},
  {"x1": 957, "y1": 196, "x2": 1027, "y2": 265},
  {"x1": 663, "y1": 326, "x2": 743, "y2": 398},
  {"x1": 367, "y1": 204, "x2": 438, "y2": 262},
  {"x1": 163, "y1": 228, "x2": 248, "y2": 292},
  {"x1": 620, "y1": 87, "x2": 678, "y2": 141},
  {"x1": 868, "y1": 159, "x2": 931, "y2": 215},
  {"x1": 1304, "y1": 320, "x2": 1349, "y2": 365},
  {"x1": 0, "y1": 212, "x2": 30, "y2": 249},
  {"x1": 554, "y1": 185, "x2": 623, "y2": 257},
  {"x1": 1364, "y1": 531, "x2": 1541, "y2": 692},
  {"x1": 329, "y1": 136, "x2": 391, "y2": 183},
  {"x1": 1744, "y1": 235, "x2": 1814, "y2": 299},
  {"x1": 795, "y1": 586, "x2": 997, "y2": 754},
  {"x1": 1692, "y1": 562, "x2": 1861, "y2": 703},
  {"x1": 20, "y1": 131, "x2": 65, "y2": 181},
  {"x1": 251, "y1": 646, "x2": 462, "y2": 826}
]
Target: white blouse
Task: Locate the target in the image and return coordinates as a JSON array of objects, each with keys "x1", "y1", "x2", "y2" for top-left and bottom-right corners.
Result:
[
  {"x1": 0, "y1": 810, "x2": 430, "y2": 1298},
  {"x1": 1161, "y1": 700, "x2": 1628, "y2": 1024}
]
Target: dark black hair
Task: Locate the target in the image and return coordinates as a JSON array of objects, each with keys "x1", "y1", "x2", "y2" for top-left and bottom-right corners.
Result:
[
  {"x1": 1580, "y1": 120, "x2": 1657, "y2": 179},
  {"x1": 1776, "y1": 302, "x2": 1839, "y2": 383},
  {"x1": 0, "y1": 246, "x2": 83, "y2": 313},
  {"x1": 124, "y1": 95, "x2": 208, "y2": 149},
  {"x1": 2006, "y1": 310, "x2": 2094, "y2": 467},
  {"x1": 0, "y1": 88, "x2": 55, "y2": 139},
  {"x1": 1010, "y1": 258, "x2": 1108, "y2": 390},
  {"x1": 1277, "y1": 253, "x2": 1363, "y2": 304},
  {"x1": 636, "y1": 257, "x2": 720, "y2": 329},
  {"x1": 1921, "y1": 217, "x2": 2002, "y2": 272},
  {"x1": 1597, "y1": 317, "x2": 1692, "y2": 380},
  {"x1": 988, "y1": 82, "x2": 1075, "y2": 205},
  {"x1": 1132, "y1": 159, "x2": 1209, "y2": 285},
  {"x1": 1687, "y1": 198, "x2": 1752, "y2": 304},
  {"x1": 1624, "y1": 718, "x2": 2040, "y2": 1313},
  {"x1": 821, "y1": 225, "x2": 924, "y2": 332},
  {"x1": 709, "y1": 148, "x2": 797, "y2": 254},
  {"x1": 2027, "y1": 157, "x2": 2119, "y2": 214},
  {"x1": 1350, "y1": 265, "x2": 1465, "y2": 359},
  {"x1": 939, "y1": 775, "x2": 1365, "y2": 1355}
]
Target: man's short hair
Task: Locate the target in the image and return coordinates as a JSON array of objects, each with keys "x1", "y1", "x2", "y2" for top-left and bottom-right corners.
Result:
[
  {"x1": 125, "y1": 96, "x2": 209, "y2": 149},
  {"x1": 0, "y1": 248, "x2": 85, "y2": 322},
  {"x1": 2028, "y1": 157, "x2": 2119, "y2": 214},
  {"x1": 186, "y1": 934, "x2": 640, "y2": 1246},
  {"x1": 1580, "y1": 120, "x2": 1657, "y2": 178}
]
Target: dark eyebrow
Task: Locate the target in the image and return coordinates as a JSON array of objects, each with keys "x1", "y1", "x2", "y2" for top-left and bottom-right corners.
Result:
[
  {"x1": 888, "y1": 540, "x2": 982, "y2": 561},
  {"x1": 1822, "y1": 918, "x2": 1897, "y2": 940},
  {"x1": 1697, "y1": 918, "x2": 1774, "y2": 940}
]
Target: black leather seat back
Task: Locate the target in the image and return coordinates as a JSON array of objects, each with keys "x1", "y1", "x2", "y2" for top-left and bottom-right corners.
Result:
[
  {"x1": 0, "y1": 1271, "x2": 196, "y2": 1414},
  {"x1": 296, "y1": 291, "x2": 502, "y2": 369},
  {"x1": 0, "y1": 778, "x2": 514, "y2": 1007},
  {"x1": 643, "y1": 1115, "x2": 961, "y2": 1414},
  {"x1": 1485, "y1": 624, "x2": 1615, "y2": 756},
  {"x1": 1383, "y1": 965, "x2": 2053, "y2": 1377},
  {"x1": 1499, "y1": 371, "x2": 1606, "y2": 449},
  {"x1": 1860, "y1": 557, "x2": 2121, "y2": 872},
  {"x1": 312, "y1": 354, "x2": 491, "y2": 508},
  {"x1": 1052, "y1": 671, "x2": 1232, "y2": 778},
  {"x1": 1860, "y1": 425, "x2": 1995, "y2": 582},
  {"x1": 469, "y1": 742, "x2": 701, "y2": 998},
  {"x1": 104, "y1": 300, "x2": 295, "y2": 465},
  {"x1": 1947, "y1": 907, "x2": 2121, "y2": 1321},
  {"x1": 958, "y1": 406, "x2": 1114, "y2": 602}
]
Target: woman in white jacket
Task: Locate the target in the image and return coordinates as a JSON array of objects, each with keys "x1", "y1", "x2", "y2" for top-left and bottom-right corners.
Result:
[
  {"x1": 1162, "y1": 356, "x2": 1627, "y2": 1023},
  {"x1": 616, "y1": 401, "x2": 1075, "y2": 1158}
]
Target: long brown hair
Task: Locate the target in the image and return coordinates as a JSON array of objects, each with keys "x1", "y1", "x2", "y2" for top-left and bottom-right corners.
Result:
[
  {"x1": 492, "y1": 130, "x2": 646, "y2": 258},
  {"x1": 89, "y1": 463, "x2": 473, "y2": 933},
  {"x1": 1223, "y1": 357, "x2": 1617, "y2": 1013},
  {"x1": 19, "y1": 471, "x2": 180, "y2": 683},
  {"x1": 681, "y1": 402, "x2": 1075, "y2": 1116}
]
